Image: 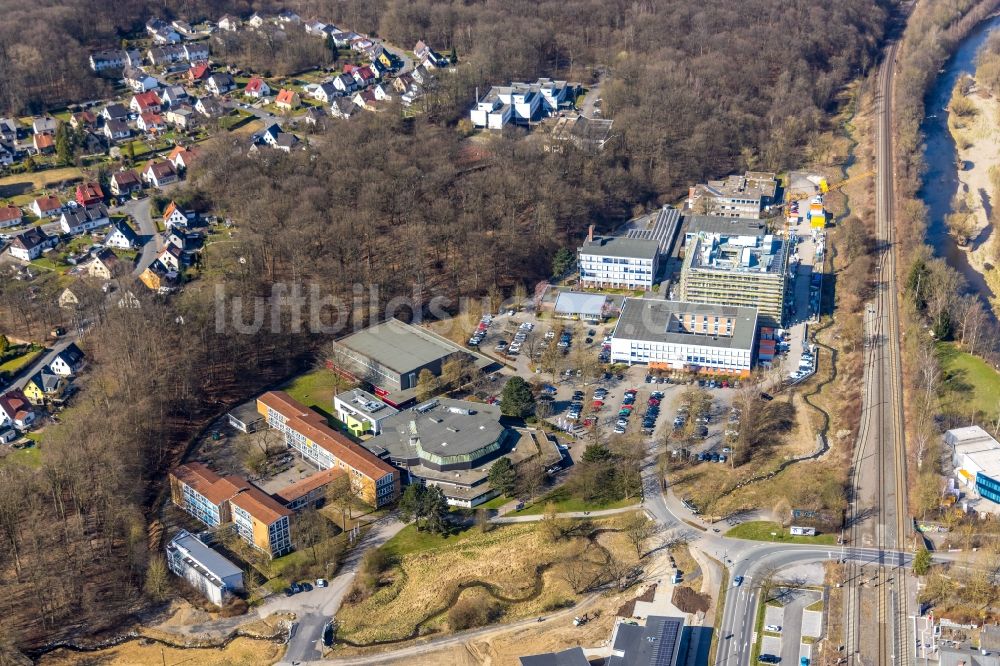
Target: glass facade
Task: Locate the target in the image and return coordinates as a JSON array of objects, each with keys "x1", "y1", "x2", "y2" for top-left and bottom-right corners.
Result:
[{"x1": 977, "y1": 473, "x2": 1000, "y2": 504}]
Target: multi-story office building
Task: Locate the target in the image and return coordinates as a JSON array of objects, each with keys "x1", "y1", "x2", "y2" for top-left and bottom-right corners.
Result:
[
  {"x1": 166, "y1": 529, "x2": 244, "y2": 606},
  {"x1": 679, "y1": 231, "x2": 790, "y2": 326},
  {"x1": 168, "y1": 462, "x2": 293, "y2": 558},
  {"x1": 257, "y1": 391, "x2": 401, "y2": 507},
  {"x1": 578, "y1": 228, "x2": 660, "y2": 291},
  {"x1": 687, "y1": 172, "x2": 778, "y2": 219},
  {"x1": 610, "y1": 299, "x2": 758, "y2": 377}
]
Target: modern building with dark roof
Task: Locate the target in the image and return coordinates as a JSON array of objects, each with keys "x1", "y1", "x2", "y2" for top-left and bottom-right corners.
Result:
[
  {"x1": 519, "y1": 646, "x2": 590, "y2": 666},
  {"x1": 329, "y1": 318, "x2": 492, "y2": 405},
  {"x1": 578, "y1": 226, "x2": 660, "y2": 290},
  {"x1": 610, "y1": 298, "x2": 758, "y2": 377},
  {"x1": 608, "y1": 616, "x2": 684, "y2": 666},
  {"x1": 362, "y1": 398, "x2": 562, "y2": 507}
]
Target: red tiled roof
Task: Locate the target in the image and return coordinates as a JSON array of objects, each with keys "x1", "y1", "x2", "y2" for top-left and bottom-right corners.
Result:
[
  {"x1": 112, "y1": 170, "x2": 140, "y2": 187},
  {"x1": 170, "y1": 462, "x2": 248, "y2": 506},
  {"x1": 133, "y1": 91, "x2": 161, "y2": 109},
  {"x1": 140, "y1": 111, "x2": 163, "y2": 125},
  {"x1": 34, "y1": 195, "x2": 61, "y2": 212},
  {"x1": 77, "y1": 182, "x2": 104, "y2": 200},
  {"x1": 34, "y1": 134, "x2": 54, "y2": 149},
  {"x1": 275, "y1": 89, "x2": 297, "y2": 105},
  {"x1": 0, "y1": 390, "x2": 32, "y2": 419},
  {"x1": 245, "y1": 77, "x2": 266, "y2": 92},
  {"x1": 188, "y1": 63, "x2": 210, "y2": 80},
  {"x1": 273, "y1": 468, "x2": 346, "y2": 505},
  {"x1": 230, "y1": 484, "x2": 292, "y2": 525},
  {"x1": 258, "y1": 391, "x2": 396, "y2": 481},
  {"x1": 147, "y1": 160, "x2": 176, "y2": 179},
  {"x1": 0, "y1": 205, "x2": 21, "y2": 223}
]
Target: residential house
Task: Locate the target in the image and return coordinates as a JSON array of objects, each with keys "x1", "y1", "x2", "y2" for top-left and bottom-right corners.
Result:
[
  {"x1": 166, "y1": 530, "x2": 245, "y2": 607},
  {"x1": 311, "y1": 82, "x2": 338, "y2": 104},
  {"x1": 187, "y1": 62, "x2": 211, "y2": 83},
  {"x1": 165, "y1": 106, "x2": 196, "y2": 130},
  {"x1": 152, "y1": 28, "x2": 182, "y2": 45},
  {"x1": 217, "y1": 15, "x2": 241, "y2": 32},
  {"x1": 166, "y1": 227, "x2": 188, "y2": 251},
  {"x1": 9, "y1": 227, "x2": 55, "y2": 261},
  {"x1": 0, "y1": 390, "x2": 36, "y2": 430},
  {"x1": 246, "y1": 13, "x2": 266, "y2": 28},
  {"x1": 49, "y1": 343, "x2": 86, "y2": 377},
  {"x1": 124, "y1": 50, "x2": 144, "y2": 68},
  {"x1": 23, "y1": 369, "x2": 66, "y2": 406},
  {"x1": 137, "y1": 111, "x2": 166, "y2": 133},
  {"x1": 90, "y1": 49, "x2": 127, "y2": 72},
  {"x1": 184, "y1": 42, "x2": 209, "y2": 62},
  {"x1": 274, "y1": 89, "x2": 299, "y2": 110},
  {"x1": 160, "y1": 85, "x2": 188, "y2": 108},
  {"x1": 421, "y1": 49, "x2": 450, "y2": 70},
  {"x1": 147, "y1": 45, "x2": 186, "y2": 66},
  {"x1": 205, "y1": 73, "x2": 235, "y2": 96},
  {"x1": 163, "y1": 201, "x2": 192, "y2": 228},
  {"x1": 143, "y1": 161, "x2": 179, "y2": 188},
  {"x1": 243, "y1": 76, "x2": 270, "y2": 99},
  {"x1": 329, "y1": 98, "x2": 356, "y2": 119},
  {"x1": 109, "y1": 170, "x2": 142, "y2": 197},
  {"x1": 171, "y1": 20, "x2": 195, "y2": 36},
  {"x1": 304, "y1": 20, "x2": 332, "y2": 37},
  {"x1": 103, "y1": 118, "x2": 131, "y2": 142},
  {"x1": 76, "y1": 182, "x2": 104, "y2": 206},
  {"x1": 350, "y1": 37, "x2": 374, "y2": 52},
  {"x1": 352, "y1": 89, "x2": 378, "y2": 111},
  {"x1": 352, "y1": 66, "x2": 376, "y2": 87},
  {"x1": 31, "y1": 196, "x2": 62, "y2": 218},
  {"x1": 413, "y1": 40, "x2": 431, "y2": 60},
  {"x1": 333, "y1": 73, "x2": 356, "y2": 94},
  {"x1": 0, "y1": 205, "x2": 22, "y2": 229},
  {"x1": 410, "y1": 65, "x2": 430, "y2": 85},
  {"x1": 32, "y1": 133, "x2": 54, "y2": 154},
  {"x1": 276, "y1": 9, "x2": 301, "y2": 24},
  {"x1": 368, "y1": 59, "x2": 390, "y2": 79},
  {"x1": 124, "y1": 67, "x2": 159, "y2": 93},
  {"x1": 0, "y1": 146, "x2": 13, "y2": 167},
  {"x1": 102, "y1": 103, "x2": 129, "y2": 122},
  {"x1": 256, "y1": 391, "x2": 400, "y2": 507},
  {"x1": 58, "y1": 287, "x2": 80, "y2": 309},
  {"x1": 392, "y1": 74, "x2": 415, "y2": 94},
  {"x1": 87, "y1": 248, "x2": 122, "y2": 280},
  {"x1": 301, "y1": 106, "x2": 325, "y2": 127},
  {"x1": 372, "y1": 84, "x2": 392, "y2": 101},
  {"x1": 60, "y1": 203, "x2": 110, "y2": 234},
  {"x1": 377, "y1": 50, "x2": 397, "y2": 71},
  {"x1": 32, "y1": 117, "x2": 57, "y2": 135},
  {"x1": 470, "y1": 78, "x2": 575, "y2": 129},
  {"x1": 130, "y1": 91, "x2": 162, "y2": 114},
  {"x1": 70, "y1": 111, "x2": 97, "y2": 130},
  {"x1": 330, "y1": 31, "x2": 355, "y2": 48},
  {"x1": 258, "y1": 124, "x2": 299, "y2": 152},
  {"x1": 168, "y1": 145, "x2": 198, "y2": 171},
  {"x1": 194, "y1": 97, "x2": 225, "y2": 118},
  {"x1": 0, "y1": 117, "x2": 17, "y2": 143},
  {"x1": 105, "y1": 218, "x2": 140, "y2": 249},
  {"x1": 156, "y1": 245, "x2": 183, "y2": 272},
  {"x1": 139, "y1": 264, "x2": 177, "y2": 292}
]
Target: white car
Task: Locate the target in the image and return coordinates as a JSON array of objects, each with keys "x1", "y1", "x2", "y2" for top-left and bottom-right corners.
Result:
[
  {"x1": 765, "y1": 625, "x2": 781, "y2": 633},
  {"x1": 545, "y1": 331, "x2": 556, "y2": 339}
]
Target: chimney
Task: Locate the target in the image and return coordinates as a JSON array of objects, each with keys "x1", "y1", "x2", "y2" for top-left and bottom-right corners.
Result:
[{"x1": 587, "y1": 225, "x2": 594, "y2": 243}]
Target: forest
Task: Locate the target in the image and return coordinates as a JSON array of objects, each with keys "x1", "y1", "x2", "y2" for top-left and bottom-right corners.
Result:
[{"x1": 0, "y1": 0, "x2": 892, "y2": 656}]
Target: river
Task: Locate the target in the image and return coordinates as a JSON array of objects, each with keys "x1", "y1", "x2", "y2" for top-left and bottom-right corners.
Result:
[{"x1": 920, "y1": 13, "x2": 1000, "y2": 302}]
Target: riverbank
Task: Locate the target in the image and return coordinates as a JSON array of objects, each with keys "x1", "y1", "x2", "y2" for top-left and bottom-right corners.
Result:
[{"x1": 947, "y1": 76, "x2": 1000, "y2": 313}]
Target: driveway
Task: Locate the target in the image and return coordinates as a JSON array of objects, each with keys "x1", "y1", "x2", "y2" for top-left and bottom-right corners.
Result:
[
  {"x1": 378, "y1": 40, "x2": 415, "y2": 75},
  {"x1": 111, "y1": 197, "x2": 163, "y2": 276},
  {"x1": 5, "y1": 337, "x2": 79, "y2": 391},
  {"x1": 267, "y1": 517, "x2": 405, "y2": 666}
]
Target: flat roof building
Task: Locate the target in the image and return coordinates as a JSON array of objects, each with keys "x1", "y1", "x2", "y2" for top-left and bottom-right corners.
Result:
[
  {"x1": 519, "y1": 647, "x2": 590, "y2": 666},
  {"x1": 679, "y1": 231, "x2": 790, "y2": 326},
  {"x1": 946, "y1": 425, "x2": 1000, "y2": 510},
  {"x1": 166, "y1": 529, "x2": 244, "y2": 606},
  {"x1": 608, "y1": 616, "x2": 685, "y2": 666},
  {"x1": 362, "y1": 398, "x2": 561, "y2": 507},
  {"x1": 610, "y1": 298, "x2": 758, "y2": 377},
  {"x1": 578, "y1": 227, "x2": 660, "y2": 291},
  {"x1": 257, "y1": 391, "x2": 400, "y2": 507},
  {"x1": 329, "y1": 319, "x2": 491, "y2": 405},
  {"x1": 334, "y1": 388, "x2": 399, "y2": 437},
  {"x1": 272, "y1": 468, "x2": 346, "y2": 512},
  {"x1": 553, "y1": 291, "x2": 609, "y2": 321},
  {"x1": 687, "y1": 171, "x2": 778, "y2": 219}
]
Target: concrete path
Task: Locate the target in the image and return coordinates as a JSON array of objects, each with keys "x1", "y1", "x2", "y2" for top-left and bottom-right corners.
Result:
[{"x1": 491, "y1": 505, "x2": 640, "y2": 524}]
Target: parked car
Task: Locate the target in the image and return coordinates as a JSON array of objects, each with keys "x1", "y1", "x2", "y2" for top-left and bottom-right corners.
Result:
[{"x1": 765, "y1": 625, "x2": 782, "y2": 633}]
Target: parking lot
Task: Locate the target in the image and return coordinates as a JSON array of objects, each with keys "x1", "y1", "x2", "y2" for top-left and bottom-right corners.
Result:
[{"x1": 758, "y1": 586, "x2": 823, "y2": 666}]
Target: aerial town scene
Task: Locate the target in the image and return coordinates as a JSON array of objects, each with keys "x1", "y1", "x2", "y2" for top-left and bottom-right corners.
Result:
[{"x1": 0, "y1": 1, "x2": 1000, "y2": 666}]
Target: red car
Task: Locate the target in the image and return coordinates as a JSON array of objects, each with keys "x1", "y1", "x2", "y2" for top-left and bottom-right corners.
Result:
[
  {"x1": 648, "y1": 398, "x2": 661, "y2": 406},
  {"x1": 592, "y1": 400, "x2": 604, "y2": 409},
  {"x1": 583, "y1": 417, "x2": 596, "y2": 427}
]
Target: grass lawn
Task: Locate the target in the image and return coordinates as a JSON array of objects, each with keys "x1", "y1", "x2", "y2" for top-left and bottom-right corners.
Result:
[
  {"x1": 1, "y1": 441, "x2": 41, "y2": 468},
  {"x1": 0, "y1": 166, "x2": 84, "y2": 199},
  {"x1": 278, "y1": 367, "x2": 353, "y2": 412},
  {"x1": 380, "y1": 523, "x2": 480, "y2": 559},
  {"x1": 0, "y1": 349, "x2": 43, "y2": 375},
  {"x1": 514, "y1": 486, "x2": 639, "y2": 515},
  {"x1": 478, "y1": 495, "x2": 514, "y2": 510},
  {"x1": 937, "y1": 342, "x2": 1000, "y2": 422},
  {"x1": 725, "y1": 521, "x2": 838, "y2": 545},
  {"x1": 30, "y1": 257, "x2": 65, "y2": 272}
]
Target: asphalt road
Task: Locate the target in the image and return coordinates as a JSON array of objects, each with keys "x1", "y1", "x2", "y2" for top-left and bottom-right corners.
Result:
[{"x1": 110, "y1": 196, "x2": 164, "y2": 277}]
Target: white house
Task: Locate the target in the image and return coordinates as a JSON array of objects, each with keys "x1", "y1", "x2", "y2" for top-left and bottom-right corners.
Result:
[
  {"x1": 0, "y1": 390, "x2": 36, "y2": 430},
  {"x1": 31, "y1": 117, "x2": 57, "y2": 135},
  {"x1": 105, "y1": 219, "x2": 140, "y2": 249},
  {"x1": 60, "y1": 204, "x2": 110, "y2": 234},
  {"x1": 90, "y1": 49, "x2": 127, "y2": 72},
  {"x1": 137, "y1": 112, "x2": 166, "y2": 133},
  {"x1": 143, "y1": 161, "x2": 178, "y2": 188},
  {"x1": 157, "y1": 245, "x2": 183, "y2": 272},
  {"x1": 48, "y1": 343, "x2": 86, "y2": 376},
  {"x1": 333, "y1": 73, "x2": 356, "y2": 93},
  {"x1": 0, "y1": 205, "x2": 23, "y2": 229},
  {"x1": 373, "y1": 84, "x2": 392, "y2": 101},
  {"x1": 183, "y1": 43, "x2": 209, "y2": 62},
  {"x1": 205, "y1": 73, "x2": 236, "y2": 96},
  {"x1": 8, "y1": 227, "x2": 54, "y2": 261},
  {"x1": 470, "y1": 78, "x2": 573, "y2": 129},
  {"x1": 163, "y1": 201, "x2": 192, "y2": 228},
  {"x1": 244, "y1": 77, "x2": 270, "y2": 99},
  {"x1": 311, "y1": 82, "x2": 338, "y2": 103},
  {"x1": 160, "y1": 85, "x2": 188, "y2": 108},
  {"x1": 609, "y1": 299, "x2": 758, "y2": 377},
  {"x1": 167, "y1": 530, "x2": 244, "y2": 607},
  {"x1": 218, "y1": 15, "x2": 241, "y2": 32},
  {"x1": 103, "y1": 118, "x2": 131, "y2": 142},
  {"x1": 124, "y1": 68, "x2": 159, "y2": 93},
  {"x1": 31, "y1": 196, "x2": 63, "y2": 218}
]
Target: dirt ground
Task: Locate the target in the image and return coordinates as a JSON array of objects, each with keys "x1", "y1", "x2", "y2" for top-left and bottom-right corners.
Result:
[{"x1": 37, "y1": 637, "x2": 283, "y2": 666}]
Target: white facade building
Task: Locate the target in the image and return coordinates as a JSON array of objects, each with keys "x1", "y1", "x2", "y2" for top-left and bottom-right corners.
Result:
[
  {"x1": 470, "y1": 78, "x2": 573, "y2": 129},
  {"x1": 166, "y1": 530, "x2": 244, "y2": 606},
  {"x1": 610, "y1": 299, "x2": 758, "y2": 377},
  {"x1": 578, "y1": 233, "x2": 660, "y2": 290}
]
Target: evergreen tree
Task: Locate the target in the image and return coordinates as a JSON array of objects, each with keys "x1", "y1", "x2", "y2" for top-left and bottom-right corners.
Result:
[
  {"x1": 422, "y1": 486, "x2": 449, "y2": 534},
  {"x1": 449, "y1": 45, "x2": 458, "y2": 64},
  {"x1": 551, "y1": 247, "x2": 575, "y2": 277},
  {"x1": 500, "y1": 376, "x2": 535, "y2": 417},
  {"x1": 399, "y1": 483, "x2": 425, "y2": 523},
  {"x1": 488, "y1": 457, "x2": 517, "y2": 497},
  {"x1": 55, "y1": 122, "x2": 74, "y2": 166}
]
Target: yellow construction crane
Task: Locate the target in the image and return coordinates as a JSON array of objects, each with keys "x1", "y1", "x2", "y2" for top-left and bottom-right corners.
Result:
[{"x1": 785, "y1": 170, "x2": 875, "y2": 203}]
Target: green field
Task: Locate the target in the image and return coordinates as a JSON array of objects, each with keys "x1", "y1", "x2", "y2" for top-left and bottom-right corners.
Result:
[
  {"x1": 381, "y1": 523, "x2": 479, "y2": 558},
  {"x1": 514, "y1": 486, "x2": 639, "y2": 515},
  {"x1": 278, "y1": 367, "x2": 352, "y2": 411},
  {"x1": 725, "y1": 520, "x2": 838, "y2": 545},
  {"x1": 0, "y1": 349, "x2": 43, "y2": 375},
  {"x1": 937, "y1": 342, "x2": 1000, "y2": 422},
  {"x1": 1, "y1": 441, "x2": 41, "y2": 468}
]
